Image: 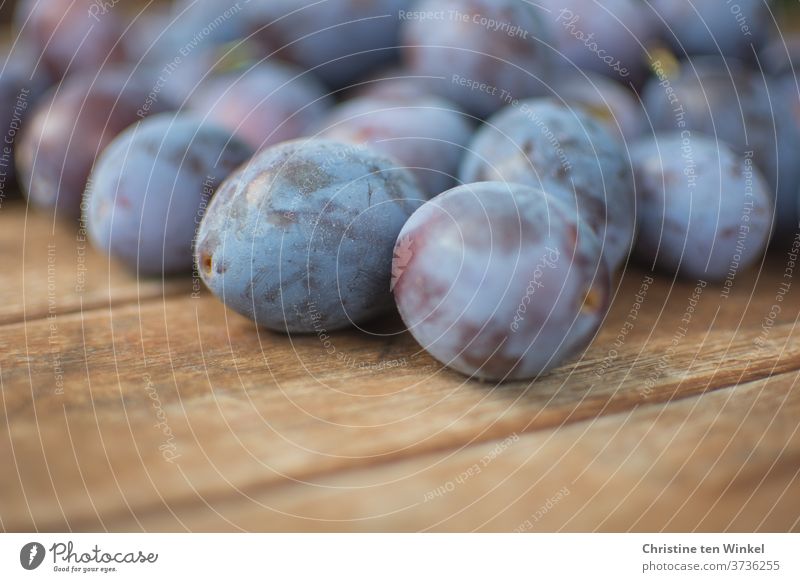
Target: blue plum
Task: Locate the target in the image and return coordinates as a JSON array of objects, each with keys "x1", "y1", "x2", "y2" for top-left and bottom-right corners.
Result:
[
  {"x1": 188, "y1": 59, "x2": 332, "y2": 151},
  {"x1": 17, "y1": 71, "x2": 171, "y2": 221},
  {"x1": 171, "y1": 0, "x2": 404, "y2": 89},
  {"x1": 651, "y1": 0, "x2": 773, "y2": 59},
  {"x1": 392, "y1": 181, "x2": 610, "y2": 381},
  {"x1": 121, "y1": 3, "x2": 176, "y2": 68},
  {"x1": 195, "y1": 139, "x2": 424, "y2": 332},
  {"x1": 631, "y1": 133, "x2": 772, "y2": 280},
  {"x1": 132, "y1": 33, "x2": 264, "y2": 108},
  {"x1": 401, "y1": 0, "x2": 552, "y2": 117},
  {"x1": 318, "y1": 95, "x2": 474, "y2": 197},
  {"x1": 352, "y1": 67, "x2": 435, "y2": 102},
  {"x1": 136, "y1": 3, "x2": 268, "y2": 106},
  {"x1": 167, "y1": 0, "x2": 257, "y2": 50},
  {"x1": 549, "y1": 71, "x2": 647, "y2": 143},
  {"x1": 537, "y1": 0, "x2": 659, "y2": 83},
  {"x1": 642, "y1": 56, "x2": 800, "y2": 239},
  {"x1": 85, "y1": 114, "x2": 253, "y2": 276},
  {"x1": 256, "y1": 0, "x2": 406, "y2": 88},
  {"x1": 459, "y1": 98, "x2": 635, "y2": 270}
]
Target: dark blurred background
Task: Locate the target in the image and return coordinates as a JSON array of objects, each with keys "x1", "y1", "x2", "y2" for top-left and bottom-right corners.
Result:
[
  {"x1": 0, "y1": 0, "x2": 796, "y2": 32},
  {"x1": 1, "y1": 0, "x2": 14, "y2": 24}
]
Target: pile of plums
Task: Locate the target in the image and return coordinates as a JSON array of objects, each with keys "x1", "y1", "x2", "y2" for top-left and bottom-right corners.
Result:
[{"x1": 4, "y1": 0, "x2": 798, "y2": 381}]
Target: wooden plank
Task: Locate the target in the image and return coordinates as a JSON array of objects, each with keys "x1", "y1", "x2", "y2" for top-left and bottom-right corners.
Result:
[
  {"x1": 2, "y1": 252, "x2": 798, "y2": 420},
  {"x1": 2, "y1": 196, "x2": 798, "y2": 531},
  {"x1": 63, "y1": 371, "x2": 800, "y2": 532},
  {"x1": 0, "y1": 200, "x2": 190, "y2": 325},
  {"x1": 1, "y1": 268, "x2": 799, "y2": 530}
]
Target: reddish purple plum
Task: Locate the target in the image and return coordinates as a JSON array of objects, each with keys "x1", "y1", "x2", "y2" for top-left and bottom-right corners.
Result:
[
  {"x1": 392, "y1": 181, "x2": 610, "y2": 381},
  {"x1": 0, "y1": 44, "x2": 52, "y2": 184},
  {"x1": 17, "y1": 71, "x2": 171, "y2": 220},
  {"x1": 14, "y1": 0, "x2": 126, "y2": 79}
]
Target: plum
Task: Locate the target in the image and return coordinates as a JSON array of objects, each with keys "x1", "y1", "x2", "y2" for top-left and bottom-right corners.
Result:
[
  {"x1": 171, "y1": 0, "x2": 404, "y2": 89},
  {"x1": 14, "y1": 0, "x2": 126, "y2": 79},
  {"x1": 537, "y1": 0, "x2": 658, "y2": 83},
  {"x1": 195, "y1": 139, "x2": 423, "y2": 332},
  {"x1": 459, "y1": 98, "x2": 635, "y2": 271},
  {"x1": 642, "y1": 56, "x2": 800, "y2": 240},
  {"x1": 134, "y1": 3, "x2": 266, "y2": 106},
  {"x1": 168, "y1": 0, "x2": 253, "y2": 49},
  {"x1": 253, "y1": 0, "x2": 406, "y2": 89},
  {"x1": 401, "y1": 0, "x2": 552, "y2": 117},
  {"x1": 651, "y1": 0, "x2": 773, "y2": 59},
  {"x1": 85, "y1": 114, "x2": 253, "y2": 276},
  {"x1": 188, "y1": 59, "x2": 332, "y2": 151},
  {"x1": 0, "y1": 44, "x2": 52, "y2": 184},
  {"x1": 318, "y1": 95, "x2": 474, "y2": 197},
  {"x1": 392, "y1": 181, "x2": 610, "y2": 381},
  {"x1": 352, "y1": 67, "x2": 435, "y2": 102},
  {"x1": 759, "y1": 33, "x2": 800, "y2": 76},
  {"x1": 549, "y1": 71, "x2": 647, "y2": 143},
  {"x1": 17, "y1": 70, "x2": 171, "y2": 221},
  {"x1": 631, "y1": 133, "x2": 773, "y2": 280},
  {"x1": 120, "y1": 3, "x2": 176, "y2": 68}
]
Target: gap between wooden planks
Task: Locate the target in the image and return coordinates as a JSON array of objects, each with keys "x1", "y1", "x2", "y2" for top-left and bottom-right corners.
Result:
[
  {"x1": 82, "y1": 369, "x2": 800, "y2": 532},
  {"x1": 4, "y1": 366, "x2": 799, "y2": 532},
  {"x1": 1, "y1": 199, "x2": 799, "y2": 531},
  {"x1": 1, "y1": 293, "x2": 798, "y2": 531}
]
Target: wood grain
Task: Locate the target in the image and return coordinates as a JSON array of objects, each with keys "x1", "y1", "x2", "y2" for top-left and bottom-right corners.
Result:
[
  {"x1": 90, "y1": 370, "x2": 800, "y2": 532},
  {"x1": 1, "y1": 280, "x2": 798, "y2": 531},
  {"x1": 0, "y1": 201, "x2": 189, "y2": 326}
]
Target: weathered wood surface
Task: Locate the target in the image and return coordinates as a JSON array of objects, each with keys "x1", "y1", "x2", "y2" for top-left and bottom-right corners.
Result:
[
  {"x1": 0, "y1": 202, "x2": 189, "y2": 325},
  {"x1": 0, "y1": 201, "x2": 798, "y2": 532}
]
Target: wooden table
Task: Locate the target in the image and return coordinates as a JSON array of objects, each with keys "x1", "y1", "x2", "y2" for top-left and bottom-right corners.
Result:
[{"x1": 1, "y1": 199, "x2": 798, "y2": 532}]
